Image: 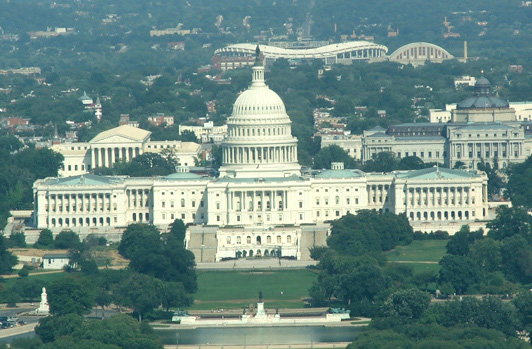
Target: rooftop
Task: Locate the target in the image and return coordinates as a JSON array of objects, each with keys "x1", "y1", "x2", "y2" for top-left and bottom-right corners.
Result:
[
  {"x1": 315, "y1": 169, "x2": 363, "y2": 179},
  {"x1": 396, "y1": 167, "x2": 479, "y2": 179},
  {"x1": 42, "y1": 174, "x2": 124, "y2": 186},
  {"x1": 90, "y1": 125, "x2": 151, "y2": 143}
]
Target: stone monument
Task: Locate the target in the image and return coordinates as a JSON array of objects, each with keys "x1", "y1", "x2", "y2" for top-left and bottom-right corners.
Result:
[
  {"x1": 255, "y1": 291, "x2": 267, "y2": 319},
  {"x1": 35, "y1": 287, "x2": 50, "y2": 315}
]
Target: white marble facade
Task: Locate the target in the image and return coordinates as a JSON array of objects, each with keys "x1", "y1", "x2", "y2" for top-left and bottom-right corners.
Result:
[{"x1": 34, "y1": 61, "x2": 490, "y2": 261}]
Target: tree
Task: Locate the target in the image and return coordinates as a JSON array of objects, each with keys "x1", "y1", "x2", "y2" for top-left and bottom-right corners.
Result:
[
  {"x1": 438, "y1": 255, "x2": 481, "y2": 294},
  {"x1": 0, "y1": 235, "x2": 17, "y2": 274},
  {"x1": 468, "y1": 238, "x2": 502, "y2": 273},
  {"x1": 397, "y1": 156, "x2": 426, "y2": 170},
  {"x1": 363, "y1": 152, "x2": 398, "y2": 172},
  {"x1": 12, "y1": 148, "x2": 64, "y2": 178},
  {"x1": 328, "y1": 211, "x2": 413, "y2": 256},
  {"x1": 18, "y1": 267, "x2": 29, "y2": 278},
  {"x1": 54, "y1": 230, "x2": 81, "y2": 249},
  {"x1": 380, "y1": 288, "x2": 431, "y2": 320},
  {"x1": 513, "y1": 291, "x2": 532, "y2": 337},
  {"x1": 167, "y1": 218, "x2": 187, "y2": 244},
  {"x1": 506, "y1": 155, "x2": 532, "y2": 208},
  {"x1": 445, "y1": 225, "x2": 483, "y2": 256},
  {"x1": 48, "y1": 277, "x2": 95, "y2": 316},
  {"x1": 431, "y1": 296, "x2": 519, "y2": 337},
  {"x1": 180, "y1": 130, "x2": 198, "y2": 143},
  {"x1": 8, "y1": 232, "x2": 26, "y2": 248},
  {"x1": 113, "y1": 273, "x2": 163, "y2": 322},
  {"x1": 159, "y1": 281, "x2": 193, "y2": 312},
  {"x1": 126, "y1": 153, "x2": 175, "y2": 177},
  {"x1": 313, "y1": 145, "x2": 357, "y2": 169},
  {"x1": 34, "y1": 229, "x2": 55, "y2": 249},
  {"x1": 118, "y1": 224, "x2": 162, "y2": 260},
  {"x1": 500, "y1": 236, "x2": 532, "y2": 284},
  {"x1": 487, "y1": 206, "x2": 532, "y2": 243},
  {"x1": 35, "y1": 314, "x2": 83, "y2": 343}
]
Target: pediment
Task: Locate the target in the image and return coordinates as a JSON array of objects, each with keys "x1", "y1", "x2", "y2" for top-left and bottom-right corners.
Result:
[{"x1": 91, "y1": 135, "x2": 143, "y2": 144}]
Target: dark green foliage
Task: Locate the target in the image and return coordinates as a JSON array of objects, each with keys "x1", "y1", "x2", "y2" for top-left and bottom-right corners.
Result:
[
  {"x1": 477, "y1": 161, "x2": 505, "y2": 196},
  {"x1": 397, "y1": 156, "x2": 426, "y2": 170},
  {"x1": 506, "y1": 156, "x2": 532, "y2": 208},
  {"x1": 438, "y1": 255, "x2": 481, "y2": 294},
  {"x1": 328, "y1": 211, "x2": 413, "y2": 255},
  {"x1": 118, "y1": 223, "x2": 197, "y2": 293},
  {"x1": 35, "y1": 314, "x2": 84, "y2": 343},
  {"x1": 412, "y1": 230, "x2": 449, "y2": 240},
  {"x1": 54, "y1": 230, "x2": 81, "y2": 249},
  {"x1": 513, "y1": 291, "x2": 532, "y2": 338},
  {"x1": 47, "y1": 277, "x2": 95, "y2": 316},
  {"x1": 180, "y1": 130, "x2": 198, "y2": 143},
  {"x1": 8, "y1": 232, "x2": 26, "y2": 248},
  {"x1": 0, "y1": 235, "x2": 17, "y2": 274},
  {"x1": 487, "y1": 206, "x2": 532, "y2": 243},
  {"x1": 500, "y1": 236, "x2": 532, "y2": 284},
  {"x1": 34, "y1": 229, "x2": 55, "y2": 249},
  {"x1": 362, "y1": 152, "x2": 398, "y2": 173},
  {"x1": 18, "y1": 267, "x2": 29, "y2": 278},
  {"x1": 445, "y1": 225, "x2": 483, "y2": 256},
  {"x1": 118, "y1": 224, "x2": 161, "y2": 260},
  {"x1": 113, "y1": 273, "x2": 163, "y2": 322},
  {"x1": 427, "y1": 297, "x2": 519, "y2": 337},
  {"x1": 348, "y1": 323, "x2": 527, "y2": 349},
  {"x1": 379, "y1": 288, "x2": 431, "y2": 320},
  {"x1": 312, "y1": 145, "x2": 357, "y2": 169},
  {"x1": 167, "y1": 219, "x2": 187, "y2": 244},
  {"x1": 35, "y1": 314, "x2": 162, "y2": 348},
  {"x1": 13, "y1": 277, "x2": 44, "y2": 301}
]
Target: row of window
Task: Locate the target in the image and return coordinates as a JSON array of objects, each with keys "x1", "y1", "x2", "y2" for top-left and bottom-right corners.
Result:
[
  {"x1": 397, "y1": 151, "x2": 442, "y2": 159},
  {"x1": 226, "y1": 235, "x2": 293, "y2": 245}
]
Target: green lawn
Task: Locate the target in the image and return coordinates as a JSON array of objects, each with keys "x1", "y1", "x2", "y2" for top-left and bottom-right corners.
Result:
[
  {"x1": 1, "y1": 271, "x2": 66, "y2": 288},
  {"x1": 384, "y1": 240, "x2": 448, "y2": 263},
  {"x1": 190, "y1": 269, "x2": 317, "y2": 309}
]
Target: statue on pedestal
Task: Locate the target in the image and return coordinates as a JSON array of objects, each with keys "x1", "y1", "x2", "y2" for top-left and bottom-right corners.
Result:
[{"x1": 36, "y1": 287, "x2": 50, "y2": 315}]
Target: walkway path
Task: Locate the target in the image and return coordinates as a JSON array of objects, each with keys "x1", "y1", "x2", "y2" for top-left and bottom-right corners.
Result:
[
  {"x1": 197, "y1": 259, "x2": 317, "y2": 270},
  {"x1": 0, "y1": 270, "x2": 63, "y2": 279},
  {"x1": 164, "y1": 343, "x2": 350, "y2": 349}
]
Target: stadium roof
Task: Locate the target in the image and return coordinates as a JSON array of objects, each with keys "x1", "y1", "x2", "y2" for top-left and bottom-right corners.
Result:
[{"x1": 215, "y1": 41, "x2": 388, "y2": 60}]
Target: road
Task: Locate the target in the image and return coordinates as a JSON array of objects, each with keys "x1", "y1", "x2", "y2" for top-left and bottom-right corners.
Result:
[{"x1": 0, "y1": 323, "x2": 37, "y2": 340}]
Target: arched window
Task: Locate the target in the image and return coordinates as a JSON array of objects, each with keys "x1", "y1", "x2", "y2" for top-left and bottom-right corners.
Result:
[
  {"x1": 237, "y1": 236, "x2": 241, "y2": 244},
  {"x1": 267, "y1": 235, "x2": 271, "y2": 244},
  {"x1": 227, "y1": 236, "x2": 231, "y2": 244},
  {"x1": 181, "y1": 199, "x2": 185, "y2": 207},
  {"x1": 277, "y1": 235, "x2": 281, "y2": 244},
  {"x1": 287, "y1": 235, "x2": 292, "y2": 244},
  {"x1": 335, "y1": 196, "x2": 340, "y2": 205},
  {"x1": 247, "y1": 236, "x2": 251, "y2": 244}
]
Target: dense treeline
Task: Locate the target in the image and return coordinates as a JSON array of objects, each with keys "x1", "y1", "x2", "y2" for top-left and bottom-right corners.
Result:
[
  {"x1": 0, "y1": 134, "x2": 63, "y2": 229},
  {"x1": 0, "y1": 220, "x2": 194, "y2": 348},
  {"x1": 311, "y1": 206, "x2": 532, "y2": 346}
]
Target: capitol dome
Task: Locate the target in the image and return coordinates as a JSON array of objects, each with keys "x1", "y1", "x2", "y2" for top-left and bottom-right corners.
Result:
[
  {"x1": 232, "y1": 88, "x2": 286, "y2": 117},
  {"x1": 218, "y1": 53, "x2": 300, "y2": 179}
]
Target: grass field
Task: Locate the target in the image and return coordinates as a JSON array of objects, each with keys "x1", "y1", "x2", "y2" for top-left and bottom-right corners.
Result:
[
  {"x1": 190, "y1": 269, "x2": 318, "y2": 310},
  {"x1": 384, "y1": 240, "x2": 448, "y2": 262},
  {"x1": 383, "y1": 240, "x2": 448, "y2": 276},
  {"x1": 1, "y1": 271, "x2": 66, "y2": 288}
]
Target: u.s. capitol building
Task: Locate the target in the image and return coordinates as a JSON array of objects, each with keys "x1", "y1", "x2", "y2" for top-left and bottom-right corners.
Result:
[{"x1": 33, "y1": 61, "x2": 489, "y2": 262}]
